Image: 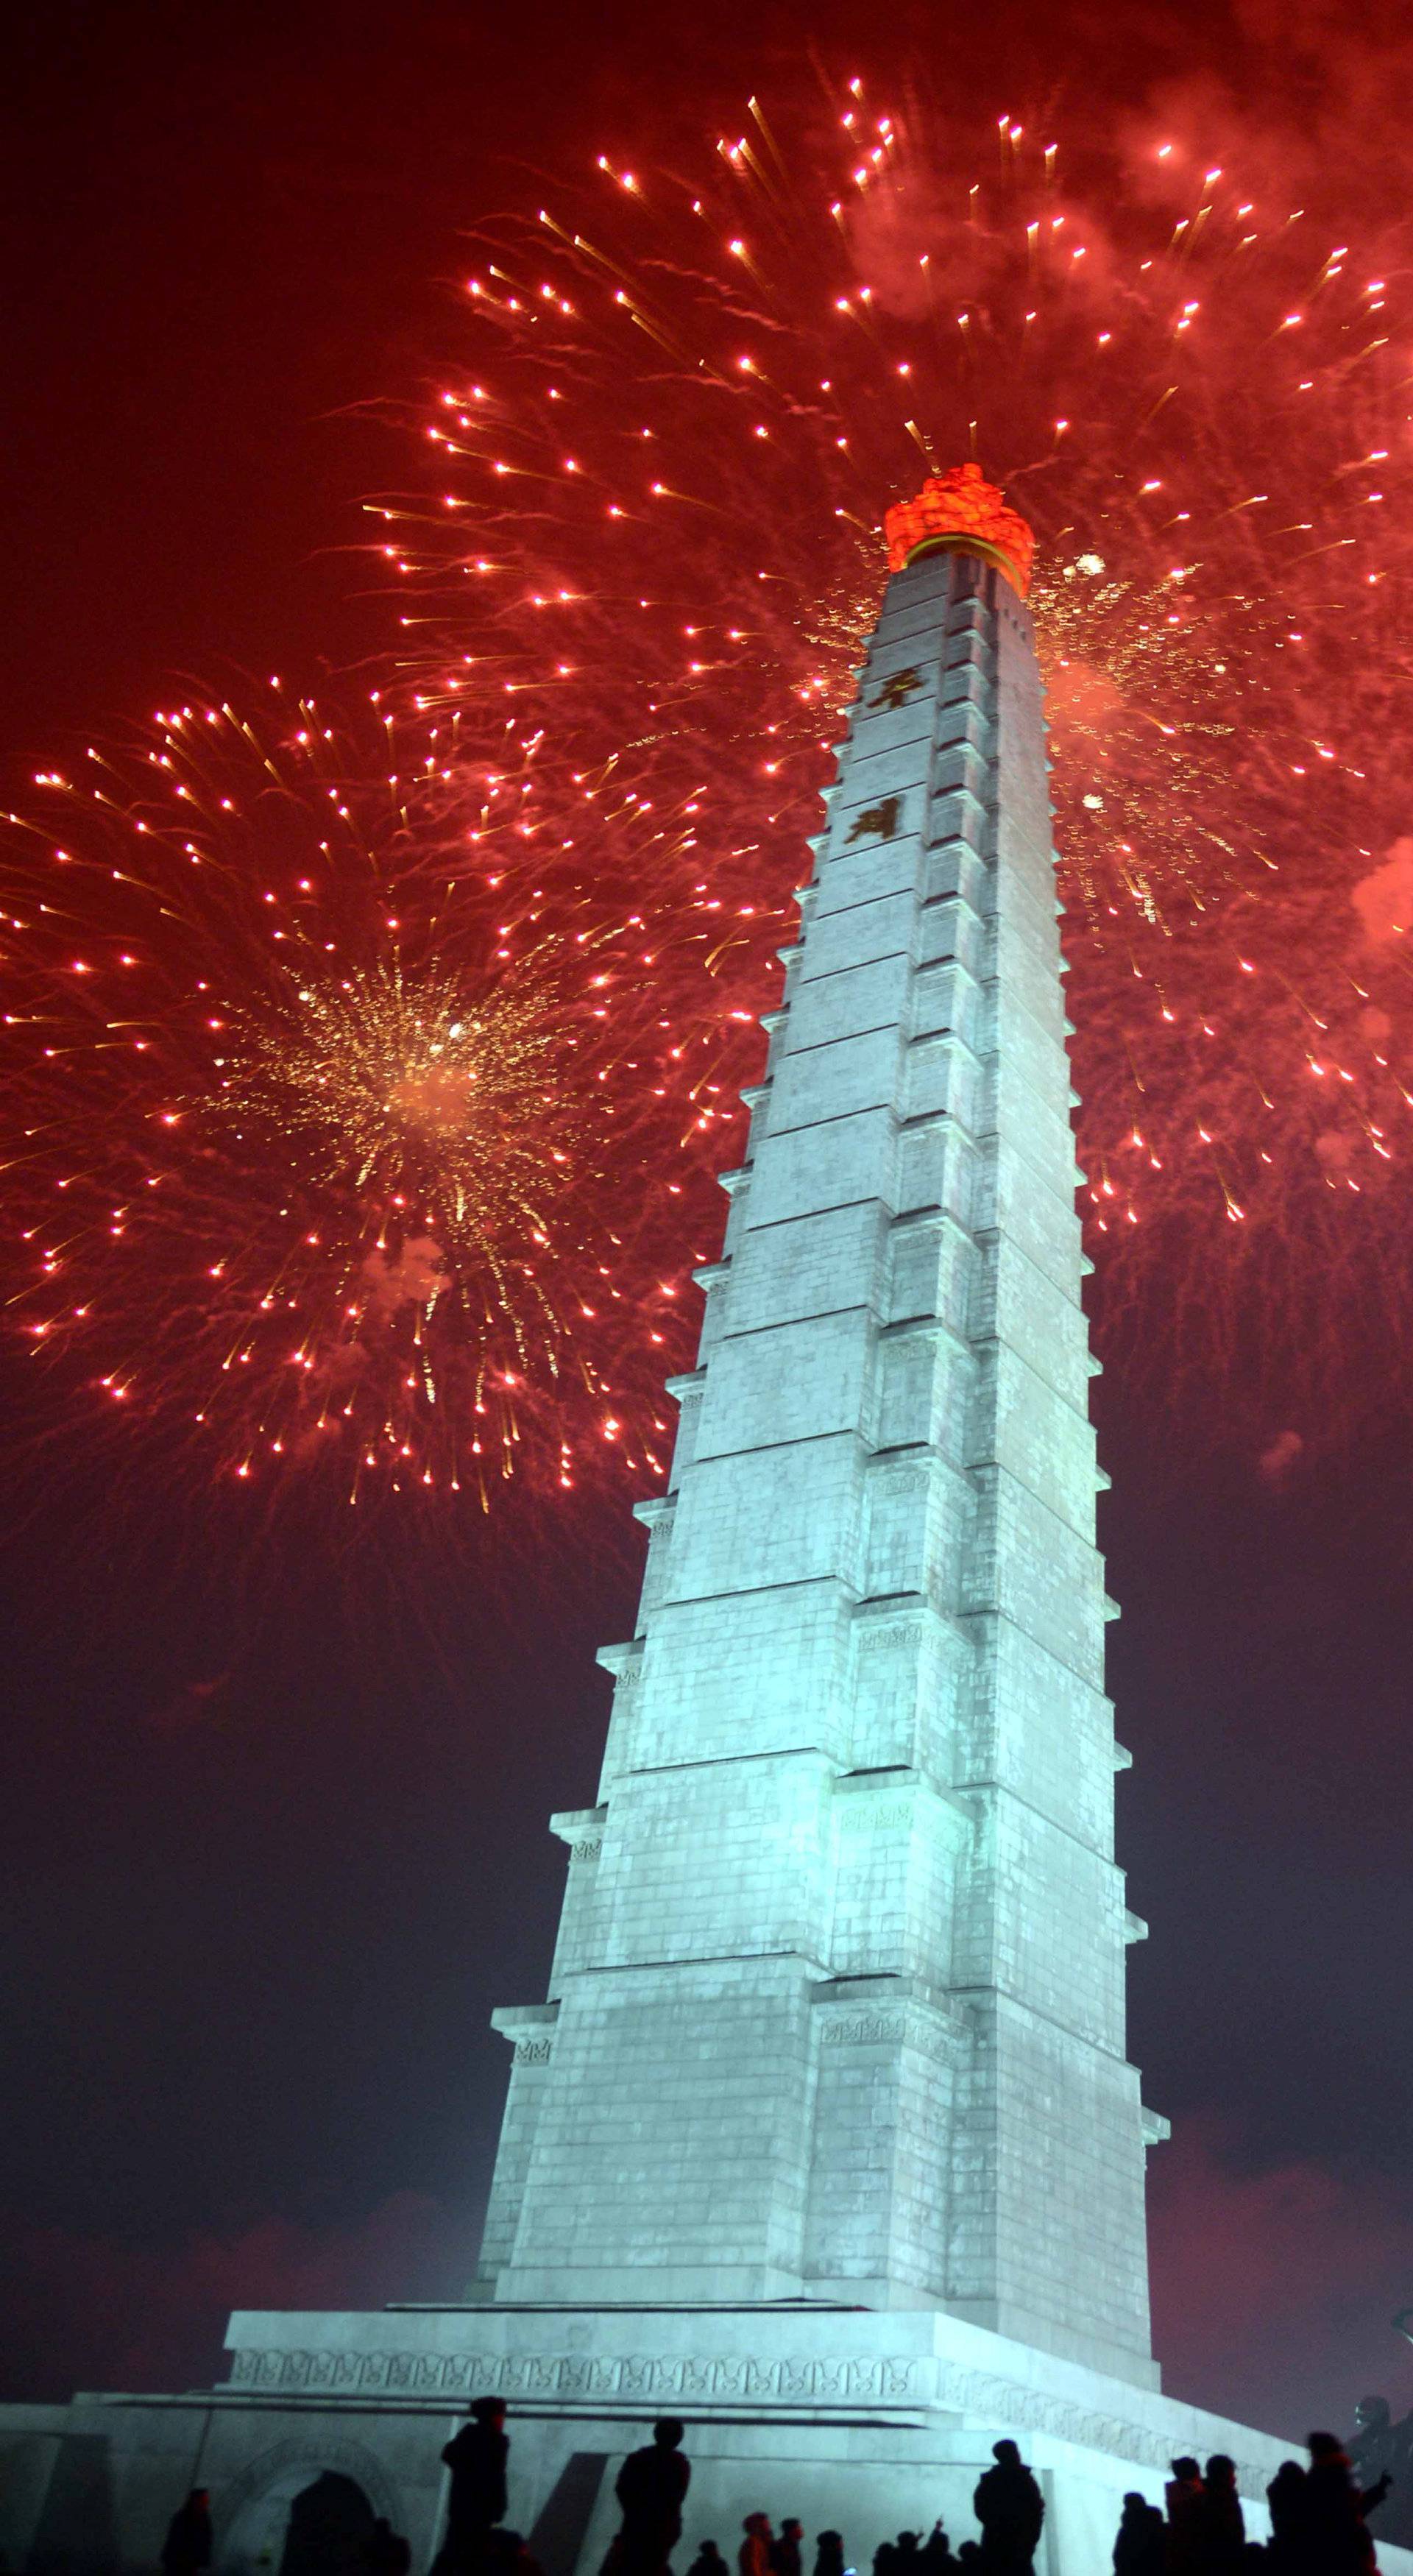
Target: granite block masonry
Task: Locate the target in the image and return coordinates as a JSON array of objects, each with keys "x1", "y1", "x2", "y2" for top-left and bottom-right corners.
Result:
[{"x1": 475, "y1": 523, "x2": 1165, "y2": 2386}]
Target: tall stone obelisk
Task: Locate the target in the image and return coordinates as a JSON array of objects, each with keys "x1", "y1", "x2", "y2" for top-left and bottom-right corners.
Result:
[
  {"x1": 475, "y1": 466, "x2": 1164, "y2": 2385},
  {"x1": 13, "y1": 472, "x2": 1383, "y2": 2576}
]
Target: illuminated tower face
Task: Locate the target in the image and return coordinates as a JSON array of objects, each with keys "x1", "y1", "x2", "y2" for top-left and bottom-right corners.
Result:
[{"x1": 475, "y1": 469, "x2": 1161, "y2": 2386}]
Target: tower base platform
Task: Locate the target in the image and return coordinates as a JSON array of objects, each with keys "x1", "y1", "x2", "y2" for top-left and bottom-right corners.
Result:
[{"x1": 4, "y1": 2302, "x2": 1408, "y2": 2576}]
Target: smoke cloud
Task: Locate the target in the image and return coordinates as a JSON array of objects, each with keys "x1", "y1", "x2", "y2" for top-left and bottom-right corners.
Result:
[
  {"x1": 0, "y1": 2193, "x2": 480, "y2": 2402},
  {"x1": 1148, "y1": 2118, "x2": 1413, "y2": 2439},
  {"x1": 1352, "y1": 841, "x2": 1413, "y2": 947}
]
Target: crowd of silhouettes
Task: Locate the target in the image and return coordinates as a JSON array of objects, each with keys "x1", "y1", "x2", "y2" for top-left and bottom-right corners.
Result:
[
  {"x1": 1138, "y1": 2438, "x2": 1393, "y2": 2574},
  {"x1": 1112, "y1": 2439, "x2": 1396, "y2": 2575},
  {"x1": 629, "y1": 2433, "x2": 1046, "y2": 2576},
  {"x1": 161, "y1": 2399, "x2": 1403, "y2": 2576}
]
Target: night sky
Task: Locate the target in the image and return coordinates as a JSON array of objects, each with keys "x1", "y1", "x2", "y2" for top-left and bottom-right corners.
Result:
[{"x1": 4, "y1": 0, "x2": 1413, "y2": 2443}]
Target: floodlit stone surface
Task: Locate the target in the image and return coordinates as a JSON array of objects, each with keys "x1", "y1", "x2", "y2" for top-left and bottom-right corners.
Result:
[{"x1": 478, "y1": 551, "x2": 1157, "y2": 2382}]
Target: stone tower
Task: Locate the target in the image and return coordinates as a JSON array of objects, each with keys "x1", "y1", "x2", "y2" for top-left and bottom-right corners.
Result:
[
  {"x1": 12, "y1": 473, "x2": 1358, "y2": 2576},
  {"x1": 475, "y1": 466, "x2": 1162, "y2": 2387}
]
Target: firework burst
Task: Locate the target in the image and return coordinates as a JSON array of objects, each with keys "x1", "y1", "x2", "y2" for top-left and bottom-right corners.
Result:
[
  {"x1": 0, "y1": 686, "x2": 782, "y2": 1511},
  {"x1": 380, "y1": 77, "x2": 1413, "y2": 1429}
]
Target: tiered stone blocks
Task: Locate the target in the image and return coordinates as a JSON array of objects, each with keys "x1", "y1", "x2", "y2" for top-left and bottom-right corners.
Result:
[{"x1": 477, "y1": 550, "x2": 1160, "y2": 2384}]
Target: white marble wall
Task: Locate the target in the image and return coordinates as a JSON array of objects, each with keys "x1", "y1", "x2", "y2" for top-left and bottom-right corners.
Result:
[{"x1": 476, "y1": 550, "x2": 1157, "y2": 2385}]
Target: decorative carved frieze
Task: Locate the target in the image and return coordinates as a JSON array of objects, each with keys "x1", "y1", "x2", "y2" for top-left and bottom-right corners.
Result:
[
  {"x1": 837, "y1": 1799, "x2": 915, "y2": 1834},
  {"x1": 857, "y1": 1621, "x2": 926, "y2": 1655},
  {"x1": 513, "y1": 2037, "x2": 553, "y2": 2066},
  {"x1": 817, "y1": 1999, "x2": 956, "y2": 2064},
  {"x1": 223, "y1": 2346, "x2": 921, "y2": 2405},
  {"x1": 218, "y1": 2345, "x2": 1272, "y2": 2496},
  {"x1": 820, "y1": 2013, "x2": 907, "y2": 2046},
  {"x1": 931, "y1": 2365, "x2": 1267, "y2": 2496}
]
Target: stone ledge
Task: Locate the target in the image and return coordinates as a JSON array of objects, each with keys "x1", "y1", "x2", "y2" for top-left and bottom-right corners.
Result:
[
  {"x1": 549, "y1": 1806, "x2": 608, "y2": 1844},
  {"x1": 206, "y1": 2298, "x2": 1346, "y2": 2514}
]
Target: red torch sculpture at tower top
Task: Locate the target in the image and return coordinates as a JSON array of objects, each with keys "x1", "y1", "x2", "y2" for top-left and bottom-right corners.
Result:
[{"x1": 883, "y1": 459, "x2": 1035, "y2": 600}]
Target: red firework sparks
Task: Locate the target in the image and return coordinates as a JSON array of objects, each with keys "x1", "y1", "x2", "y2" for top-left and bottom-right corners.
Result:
[
  {"x1": 7, "y1": 73, "x2": 1413, "y2": 1527},
  {"x1": 380, "y1": 80, "x2": 1413, "y2": 1419},
  {"x1": 0, "y1": 685, "x2": 786, "y2": 1512}
]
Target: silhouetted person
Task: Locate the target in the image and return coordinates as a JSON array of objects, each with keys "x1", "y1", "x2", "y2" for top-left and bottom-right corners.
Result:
[
  {"x1": 772, "y1": 2524, "x2": 804, "y2": 2576},
  {"x1": 688, "y1": 2547, "x2": 726, "y2": 2576},
  {"x1": 1166, "y1": 2460, "x2": 1206, "y2": 2575},
  {"x1": 279, "y1": 2473, "x2": 372, "y2": 2576},
  {"x1": 1200, "y1": 2456, "x2": 1246, "y2": 2576},
  {"x1": 366, "y1": 2522, "x2": 411, "y2": 2576},
  {"x1": 1350, "y1": 2396, "x2": 1398, "y2": 2493},
  {"x1": 921, "y1": 2524, "x2": 955, "y2": 2576},
  {"x1": 1112, "y1": 2494, "x2": 1164, "y2": 2576},
  {"x1": 894, "y1": 2539, "x2": 921, "y2": 2576},
  {"x1": 1266, "y1": 2464, "x2": 1308, "y2": 2570},
  {"x1": 440, "y1": 2398, "x2": 509, "y2": 2575},
  {"x1": 1305, "y1": 2432, "x2": 1390, "y2": 2574},
  {"x1": 163, "y1": 2491, "x2": 213, "y2": 2576},
  {"x1": 871, "y1": 2544, "x2": 897, "y2": 2576},
  {"x1": 973, "y1": 2442, "x2": 1044, "y2": 2576},
  {"x1": 813, "y1": 2536, "x2": 844, "y2": 2576},
  {"x1": 1349, "y1": 2400, "x2": 1413, "y2": 2550},
  {"x1": 613, "y1": 2420, "x2": 691, "y2": 2576},
  {"x1": 740, "y1": 2518, "x2": 774, "y2": 2576},
  {"x1": 955, "y1": 2547, "x2": 981, "y2": 2572}
]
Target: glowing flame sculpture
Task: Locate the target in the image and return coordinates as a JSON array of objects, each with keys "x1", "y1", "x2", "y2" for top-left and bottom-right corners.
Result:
[{"x1": 884, "y1": 461, "x2": 1035, "y2": 600}]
